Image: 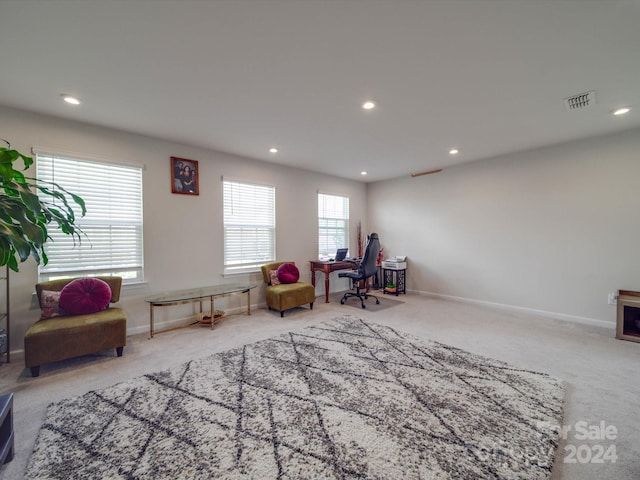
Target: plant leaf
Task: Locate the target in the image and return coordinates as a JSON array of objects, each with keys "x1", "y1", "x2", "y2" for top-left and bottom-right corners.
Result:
[{"x1": 0, "y1": 147, "x2": 84, "y2": 270}]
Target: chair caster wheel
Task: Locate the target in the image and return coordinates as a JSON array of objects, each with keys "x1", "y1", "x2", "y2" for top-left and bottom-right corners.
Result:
[
  {"x1": 361, "y1": 304, "x2": 366, "y2": 309},
  {"x1": 340, "y1": 299, "x2": 345, "y2": 304},
  {"x1": 376, "y1": 299, "x2": 380, "y2": 304}
]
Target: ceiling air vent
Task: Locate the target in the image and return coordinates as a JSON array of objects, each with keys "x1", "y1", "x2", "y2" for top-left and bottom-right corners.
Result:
[{"x1": 564, "y1": 91, "x2": 596, "y2": 111}]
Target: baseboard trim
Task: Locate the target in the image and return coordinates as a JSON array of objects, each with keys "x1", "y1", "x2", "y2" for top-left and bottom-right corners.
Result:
[{"x1": 410, "y1": 289, "x2": 614, "y2": 329}]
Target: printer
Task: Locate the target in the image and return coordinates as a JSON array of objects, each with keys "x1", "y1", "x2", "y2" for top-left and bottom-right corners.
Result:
[{"x1": 381, "y1": 256, "x2": 407, "y2": 269}]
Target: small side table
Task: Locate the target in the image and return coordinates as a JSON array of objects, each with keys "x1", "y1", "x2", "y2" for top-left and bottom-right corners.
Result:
[
  {"x1": 373, "y1": 265, "x2": 382, "y2": 289},
  {"x1": 383, "y1": 267, "x2": 406, "y2": 296},
  {"x1": 0, "y1": 393, "x2": 14, "y2": 465}
]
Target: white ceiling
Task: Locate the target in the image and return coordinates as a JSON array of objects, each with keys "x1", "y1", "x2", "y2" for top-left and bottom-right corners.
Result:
[{"x1": 1, "y1": 0, "x2": 639, "y2": 182}]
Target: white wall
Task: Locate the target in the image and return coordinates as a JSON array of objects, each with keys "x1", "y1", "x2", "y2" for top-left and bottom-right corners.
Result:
[
  {"x1": 368, "y1": 128, "x2": 640, "y2": 324},
  {"x1": 1, "y1": 106, "x2": 366, "y2": 352}
]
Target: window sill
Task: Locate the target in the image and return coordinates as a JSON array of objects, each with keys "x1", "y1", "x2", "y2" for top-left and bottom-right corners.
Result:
[
  {"x1": 223, "y1": 269, "x2": 262, "y2": 278},
  {"x1": 122, "y1": 281, "x2": 148, "y2": 290}
]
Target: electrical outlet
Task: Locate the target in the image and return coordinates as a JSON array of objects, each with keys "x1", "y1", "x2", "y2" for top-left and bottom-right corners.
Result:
[{"x1": 608, "y1": 292, "x2": 617, "y2": 305}]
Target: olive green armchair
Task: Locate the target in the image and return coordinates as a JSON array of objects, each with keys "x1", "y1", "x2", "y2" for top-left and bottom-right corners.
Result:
[
  {"x1": 25, "y1": 276, "x2": 127, "y2": 377},
  {"x1": 261, "y1": 261, "x2": 315, "y2": 317}
]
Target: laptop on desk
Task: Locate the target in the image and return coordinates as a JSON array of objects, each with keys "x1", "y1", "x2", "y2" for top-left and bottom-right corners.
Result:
[{"x1": 334, "y1": 248, "x2": 349, "y2": 261}]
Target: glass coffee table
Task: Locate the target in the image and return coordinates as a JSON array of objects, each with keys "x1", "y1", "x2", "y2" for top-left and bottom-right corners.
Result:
[{"x1": 145, "y1": 283, "x2": 257, "y2": 338}]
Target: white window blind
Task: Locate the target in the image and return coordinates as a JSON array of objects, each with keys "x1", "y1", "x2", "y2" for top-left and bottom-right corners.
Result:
[
  {"x1": 318, "y1": 193, "x2": 349, "y2": 257},
  {"x1": 223, "y1": 179, "x2": 275, "y2": 273},
  {"x1": 36, "y1": 153, "x2": 144, "y2": 283}
]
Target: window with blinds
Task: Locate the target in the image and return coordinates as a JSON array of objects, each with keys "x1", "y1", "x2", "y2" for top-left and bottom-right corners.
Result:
[
  {"x1": 223, "y1": 179, "x2": 276, "y2": 273},
  {"x1": 318, "y1": 193, "x2": 349, "y2": 257},
  {"x1": 36, "y1": 153, "x2": 144, "y2": 283}
]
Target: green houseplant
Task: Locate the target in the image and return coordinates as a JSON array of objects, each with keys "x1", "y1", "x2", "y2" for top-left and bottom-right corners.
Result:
[{"x1": 0, "y1": 141, "x2": 85, "y2": 271}]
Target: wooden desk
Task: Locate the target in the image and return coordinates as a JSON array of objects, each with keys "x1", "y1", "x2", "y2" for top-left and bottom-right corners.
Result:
[{"x1": 310, "y1": 260, "x2": 357, "y2": 303}]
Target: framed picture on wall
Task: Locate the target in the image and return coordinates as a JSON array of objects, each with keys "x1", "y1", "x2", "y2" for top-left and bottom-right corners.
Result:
[{"x1": 171, "y1": 157, "x2": 199, "y2": 195}]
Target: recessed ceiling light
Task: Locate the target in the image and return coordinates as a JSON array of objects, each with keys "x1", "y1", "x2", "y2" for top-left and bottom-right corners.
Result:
[
  {"x1": 360, "y1": 171, "x2": 368, "y2": 176},
  {"x1": 269, "y1": 147, "x2": 278, "y2": 153},
  {"x1": 362, "y1": 101, "x2": 376, "y2": 110},
  {"x1": 61, "y1": 94, "x2": 81, "y2": 105},
  {"x1": 611, "y1": 107, "x2": 631, "y2": 116},
  {"x1": 449, "y1": 148, "x2": 459, "y2": 155}
]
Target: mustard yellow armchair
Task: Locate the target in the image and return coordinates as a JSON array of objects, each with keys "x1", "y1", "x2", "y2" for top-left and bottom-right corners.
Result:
[
  {"x1": 261, "y1": 261, "x2": 315, "y2": 317},
  {"x1": 25, "y1": 276, "x2": 127, "y2": 377}
]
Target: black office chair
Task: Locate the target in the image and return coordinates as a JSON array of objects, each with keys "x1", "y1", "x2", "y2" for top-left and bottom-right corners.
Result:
[{"x1": 339, "y1": 233, "x2": 381, "y2": 308}]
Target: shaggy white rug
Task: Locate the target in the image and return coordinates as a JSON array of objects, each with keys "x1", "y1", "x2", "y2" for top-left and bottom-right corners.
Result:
[{"x1": 25, "y1": 315, "x2": 564, "y2": 479}]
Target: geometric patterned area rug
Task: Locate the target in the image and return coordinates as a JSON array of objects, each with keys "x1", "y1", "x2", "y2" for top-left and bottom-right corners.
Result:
[{"x1": 25, "y1": 315, "x2": 565, "y2": 479}]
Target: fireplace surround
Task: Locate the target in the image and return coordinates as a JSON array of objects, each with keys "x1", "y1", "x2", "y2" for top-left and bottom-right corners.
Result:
[{"x1": 616, "y1": 290, "x2": 640, "y2": 343}]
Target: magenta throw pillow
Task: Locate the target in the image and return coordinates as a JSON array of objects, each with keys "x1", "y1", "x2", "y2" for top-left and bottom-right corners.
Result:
[
  {"x1": 59, "y1": 278, "x2": 112, "y2": 315},
  {"x1": 277, "y1": 263, "x2": 300, "y2": 284}
]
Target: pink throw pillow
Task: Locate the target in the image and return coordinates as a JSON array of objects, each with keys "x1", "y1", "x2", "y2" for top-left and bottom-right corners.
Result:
[
  {"x1": 277, "y1": 263, "x2": 300, "y2": 284},
  {"x1": 40, "y1": 290, "x2": 67, "y2": 319},
  {"x1": 59, "y1": 278, "x2": 112, "y2": 315},
  {"x1": 269, "y1": 270, "x2": 281, "y2": 286}
]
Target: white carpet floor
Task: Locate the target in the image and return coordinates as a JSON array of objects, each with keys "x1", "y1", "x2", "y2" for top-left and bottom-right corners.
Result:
[{"x1": 1, "y1": 292, "x2": 638, "y2": 479}]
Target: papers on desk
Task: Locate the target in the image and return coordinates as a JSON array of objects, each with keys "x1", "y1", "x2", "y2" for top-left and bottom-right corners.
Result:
[{"x1": 318, "y1": 256, "x2": 358, "y2": 263}]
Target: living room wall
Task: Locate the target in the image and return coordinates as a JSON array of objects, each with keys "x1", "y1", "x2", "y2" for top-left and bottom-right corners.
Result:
[
  {"x1": 1, "y1": 106, "x2": 367, "y2": 353},
  {"x1": 368, "y1": 127, "x2": 640, "y2": 325}
]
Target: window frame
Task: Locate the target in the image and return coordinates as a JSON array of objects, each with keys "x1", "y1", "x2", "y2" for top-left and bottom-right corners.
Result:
[
  {"x1": 35, "y1": 149, "x2": 144, "y2": 284},
  {"x1": 318, "y1": 192, "x2": 350, "y2": 259},
  {"x1": 222, "y1": 178, "x2": 276, "y2": 275}
]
